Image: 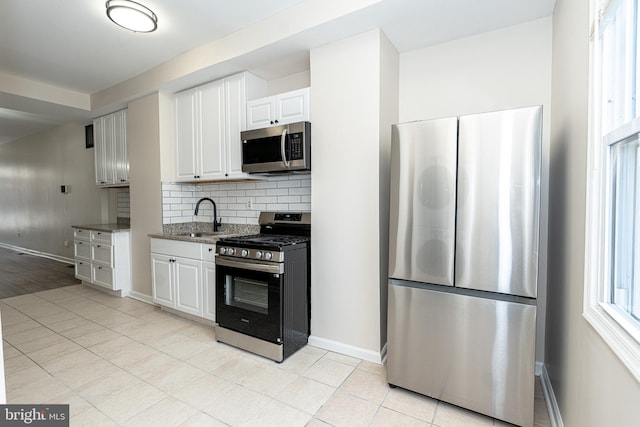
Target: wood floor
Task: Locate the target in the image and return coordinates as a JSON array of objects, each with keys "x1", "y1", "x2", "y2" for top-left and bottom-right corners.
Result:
[{"x1": 0, "y1": 247, "x2": 79, "y2": 299}]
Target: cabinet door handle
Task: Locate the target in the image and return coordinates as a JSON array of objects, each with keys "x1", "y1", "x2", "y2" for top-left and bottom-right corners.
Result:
[{"x1": 208, "y1": 248, "x2": 214, "y2": 252}]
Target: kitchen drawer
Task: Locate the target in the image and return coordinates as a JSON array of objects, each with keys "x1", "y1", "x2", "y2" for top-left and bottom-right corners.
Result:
[
  {"x1": 202, "y1": 244, "x2": 216, "y2": 262},
  {"x1": 91, "y1": 230, "x2": 113, "y2": 244},
  {"x1": 92, "y1": 243, "x2": 113, "y2": 266},
  {"x1": 74, "y1": 240, "x2": 91, "y2": 261},
  {"x1": 92, "y1": 264, "x2": 114, "y2": 289},
  {"x1": 73, "y1": 228, "x2": 90, "y2": 241},
  {"x1": 75, "y1": 261, "x2": 91, "y2": 282},
  {"x1": 150, "y1": 238, "x2": 203, "y2": 259}
]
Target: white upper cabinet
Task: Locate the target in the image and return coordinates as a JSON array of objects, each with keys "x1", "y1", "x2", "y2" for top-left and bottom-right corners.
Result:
[
  {"x1": 174, "y1": 72, "x2": 266, "y2": 182},
  {"x1": 246, "y1": 87, "x2": 310, "y2": 130},
  {"x1": 94, "y1": 109, "x2": 128, "y2": 187},
  {"x1": 113, "y1": 110, "x2": 129, "y2": 184}
]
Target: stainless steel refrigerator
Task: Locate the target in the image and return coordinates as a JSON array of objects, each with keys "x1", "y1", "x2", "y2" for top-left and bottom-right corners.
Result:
[{"x1": 387, "y1": 106, "x2": 542, "y2": 427}]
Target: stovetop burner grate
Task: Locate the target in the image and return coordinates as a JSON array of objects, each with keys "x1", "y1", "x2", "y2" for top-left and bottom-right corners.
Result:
[{"x1": 219, "y1": 233, "x2": 309, "y2": 248}]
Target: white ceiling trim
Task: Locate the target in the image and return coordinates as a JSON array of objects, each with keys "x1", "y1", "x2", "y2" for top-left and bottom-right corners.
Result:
[{"x1": 0, "y1": 71, "x2": 90, "y2": 111}]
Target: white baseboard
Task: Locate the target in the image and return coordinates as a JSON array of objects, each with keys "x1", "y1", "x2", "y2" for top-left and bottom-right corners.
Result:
[
  {"x1": 308, "y1": 335, "x2": 385, "y2": 364},
  {"x1": 0, "y1": 242, "x2": 74, "y2": 264},
  {"x1": 127, "y1": 290, "x2": 154, "y2": 305},
  {"x1": 540, "y1": 364, "x2": 564, "y2": 427},
  {"x1": 81, "y1": 281, "x2": 126, "y2": 297}
]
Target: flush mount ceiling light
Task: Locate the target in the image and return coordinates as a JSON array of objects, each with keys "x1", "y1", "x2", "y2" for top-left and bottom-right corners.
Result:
[{"x1": 106, "y1": 0, "x2": 157, "y2": 33}]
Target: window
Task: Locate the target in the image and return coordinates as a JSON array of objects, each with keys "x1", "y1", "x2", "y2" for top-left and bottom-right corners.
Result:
[{"x1": 584, "y1": 0, "x2": 640, "y2": 381}]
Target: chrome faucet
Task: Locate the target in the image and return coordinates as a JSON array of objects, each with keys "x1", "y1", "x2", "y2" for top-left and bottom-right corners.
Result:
[{"x1": 194, "y1": 197, "x2": 221, "y2": 232}]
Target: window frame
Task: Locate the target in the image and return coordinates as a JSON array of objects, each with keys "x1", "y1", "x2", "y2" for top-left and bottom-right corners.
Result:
[{"x1": 584, "y1": 0, "x2": 640, "y2": 382}]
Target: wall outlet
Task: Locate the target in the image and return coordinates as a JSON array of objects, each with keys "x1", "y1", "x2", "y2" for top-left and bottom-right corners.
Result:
[{"x1": 247, "y1": 199, "x2": 253, "y2": 209}]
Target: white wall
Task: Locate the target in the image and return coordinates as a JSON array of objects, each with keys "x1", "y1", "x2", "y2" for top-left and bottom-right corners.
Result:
[
  {"x1": 398, "y1": 17, "x2": 552, "y2": 365},
  {"x1": 266, "y1": 70, "x2": 310, "y2": 96},
  {"x1": 378, "y1": 34, "x2": 399, "y2": 349},
  {"x1": 546, "y1": 0, "x2": 640, "y2": 425},
  {"x1": 128, "y1": 93, "x2": 165, "y2": 297},
  {"x1": 0, "y1": 122, "x2": 103, "y2": 259},
  {"x1": 310, "y1": 29, "x2": 397, "y2": 362}
]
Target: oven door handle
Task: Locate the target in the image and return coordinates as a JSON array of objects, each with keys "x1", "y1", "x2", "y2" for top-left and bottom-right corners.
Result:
[
  {"x1": 215, "y1": 256, "x2": 284, "y2": 274},
  {"x1": 280, "y1": 128, "x2": 290, "y2": 168}
]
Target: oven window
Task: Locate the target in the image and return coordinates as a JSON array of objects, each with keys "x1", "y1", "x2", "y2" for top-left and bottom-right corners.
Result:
[{"x1": 224, "y1": 275, "x2": 269, "y2": 314}]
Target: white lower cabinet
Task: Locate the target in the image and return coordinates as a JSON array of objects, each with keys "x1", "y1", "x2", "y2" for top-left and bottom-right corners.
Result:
[
  {"x1": 151, "y1": 238, "x2": 217, "y2": 320},
  {"x1": 150, "y1": 254, "x2": 174, "y2": 307},
  {"x1": 203, "y1": 262, "x2": 216, "y2": 321},
  {"x1": 73, "y1": 228, "x2": 131, "y2": 296},
  {"x1": 202, "y1": 242, "x2": 216, "y2": 321},
  {"x1": 175, "y1": 257, "x2": 203, "y2": 316},
  {"x1": 74, "y1": 259, "x2": 92, "y2": 282}
]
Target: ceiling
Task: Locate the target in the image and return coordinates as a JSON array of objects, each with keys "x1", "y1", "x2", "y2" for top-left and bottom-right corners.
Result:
[{"x1": 0, "y1": 0, "x2": 555, "y2": 144}]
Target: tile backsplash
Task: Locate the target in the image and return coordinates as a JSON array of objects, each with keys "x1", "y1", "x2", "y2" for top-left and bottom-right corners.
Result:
[
  {"x1": 162, "y1": 174, "x2": 311, "y2": 226},
  {"x1": 116, "y1": 188, "x2": 130, "y2": 224}
]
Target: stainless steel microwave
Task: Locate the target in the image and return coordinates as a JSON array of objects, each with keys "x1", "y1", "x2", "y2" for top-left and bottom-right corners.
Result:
[{"x1": 241, "y1": 121, "x2": 311, "y2": 174}]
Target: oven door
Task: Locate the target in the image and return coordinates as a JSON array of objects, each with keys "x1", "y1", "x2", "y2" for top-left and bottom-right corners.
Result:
[{"x1": 215, "y1": 256, "x2": 283, "y2": 343}]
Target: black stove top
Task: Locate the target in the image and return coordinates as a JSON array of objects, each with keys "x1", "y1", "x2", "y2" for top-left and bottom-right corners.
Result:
[
  {"x1": 217, "y1": 211, "x2": 310, "y2": 253},
  {"x1": 219, "y1": 233, "x2": 309, "y2": 249}
]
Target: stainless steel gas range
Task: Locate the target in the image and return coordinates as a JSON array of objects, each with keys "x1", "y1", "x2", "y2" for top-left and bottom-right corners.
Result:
[{"x1": 214, "y1": 212, "x2": 310, "y2": 362}]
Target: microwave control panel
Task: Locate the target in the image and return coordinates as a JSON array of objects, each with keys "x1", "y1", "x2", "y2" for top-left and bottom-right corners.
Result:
[{"x1": 290, "y1": 133, "x2": 304, "y2": 160}]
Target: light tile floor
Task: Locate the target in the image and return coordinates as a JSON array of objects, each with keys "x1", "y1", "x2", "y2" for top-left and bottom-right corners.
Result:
[{"x1": 1, "y1": 285, "x2": 552, "y2": 426}]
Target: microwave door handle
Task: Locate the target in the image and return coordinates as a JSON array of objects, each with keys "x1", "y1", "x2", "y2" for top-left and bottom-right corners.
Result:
[{"x1": 280, "y1": 128, "x2": 290, "y2": 168}]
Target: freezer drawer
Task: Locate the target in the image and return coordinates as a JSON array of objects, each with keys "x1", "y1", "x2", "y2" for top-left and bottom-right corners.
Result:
[{"x1": 387, "y1": 281, "x2": 536, "y2": 427}]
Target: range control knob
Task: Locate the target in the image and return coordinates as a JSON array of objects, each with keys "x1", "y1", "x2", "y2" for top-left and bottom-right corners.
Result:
[
  {"x1": 227, "y1": 248, "x2": 235, "y2": 256},
  {"x1": 265, "y1": 252, "x2": 273, "y2": 261},
  {"x1": 241, "y1": 249, "x2": 249, "y2": 257},
  {"x1": 255, "y1": 251, "x2": 263, "y2": 259},
  {"x1": 219, "y1": 247, "x2": 227, "y2": 255}
]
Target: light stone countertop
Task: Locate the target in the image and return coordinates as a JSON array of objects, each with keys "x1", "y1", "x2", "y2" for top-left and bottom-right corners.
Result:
[
  {"x1": 71, "y1": 223, "x2": 130, "y2": 232},
  {"x1": 147, "y1": 231, "x2": 237, "y2": 244},
  {"x1": 148, "y1": 222, "x2": 260, "y2": 244}
]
